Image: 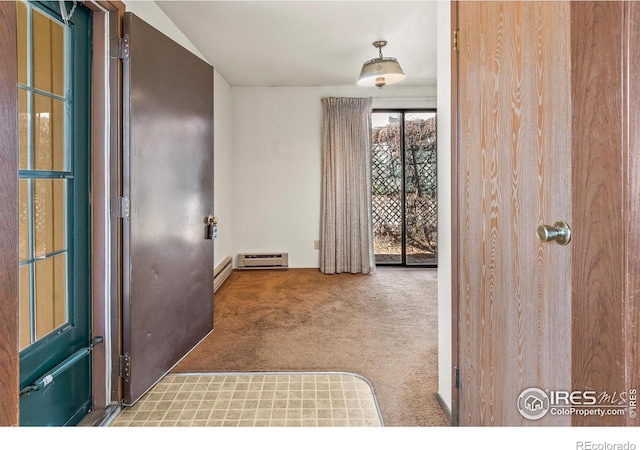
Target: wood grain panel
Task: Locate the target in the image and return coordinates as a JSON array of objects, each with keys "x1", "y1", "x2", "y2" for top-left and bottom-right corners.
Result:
[
  {"x1": 624, "y1": 0, "x2": 640, "y2": 427},
  {"x1": 0, "y1": 1, "x2": 20, "y2": 427},
  {"x1": 570, "y1": 1, "x2": 625, "y2": 427},
  {"x1": 457, "y1": 1, "x2": 571, "y2": 425}
]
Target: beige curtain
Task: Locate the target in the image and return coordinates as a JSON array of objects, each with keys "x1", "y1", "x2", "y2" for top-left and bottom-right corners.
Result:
[{"x1": 320, "y1": 97, "x2": 375, "y2": 274}]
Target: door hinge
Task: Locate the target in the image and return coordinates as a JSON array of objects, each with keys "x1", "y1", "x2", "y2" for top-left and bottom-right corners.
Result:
[
  {"x1": 453, "y1": 30, "x2": 460, "y2": 52},
  {"x1": 119, "y1": 354, "x2": 131, "y2": 382},
  {"x1": 111, "y1": 196, "x2": 130, "y2": 220},
  {"x1": 111, "y1": 35, "x2": 130, "y2": 60},
  {"x1": 454, "y1": 366, "x2": 461, "y2": 389}
]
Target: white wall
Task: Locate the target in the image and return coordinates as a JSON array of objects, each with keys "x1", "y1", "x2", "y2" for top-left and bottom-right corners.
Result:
[
  {"x1": 436, "y1": 0, "x2": 452, "y2": 415},
  {"x1": 231, "y1": 85, "x2": 436, "y2": 268},
  {"x1": 213, "y1": 72, "x2": 234, "y2": 268}
]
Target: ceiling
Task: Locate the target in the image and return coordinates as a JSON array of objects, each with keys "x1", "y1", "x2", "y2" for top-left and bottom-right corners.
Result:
[{"x1": 155, "y1": 1, "x2": 438, "y2": 88}]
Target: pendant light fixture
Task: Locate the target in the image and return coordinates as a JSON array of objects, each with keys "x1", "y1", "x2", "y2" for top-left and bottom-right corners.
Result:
[{"x1": 357, "y1": 40, "x2": 406, "y2": 88}]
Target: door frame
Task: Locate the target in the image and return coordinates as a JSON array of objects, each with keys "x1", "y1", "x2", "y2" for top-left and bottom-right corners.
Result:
[
  {"x1": 449, "y1": 0, "x2": 460, "y2": 427},
  {"x1": 0, "y1": 0, "x2": 20, "y2": 427},
  {"x1": 569, "y1": 0, "x2": 639, "y2": 427},
  {"x1": 626, "y1": 2, "x2": 640, "y2": 422},
  {"x1": 82, "y1": 0, "x2": 125, "y2": 421}
]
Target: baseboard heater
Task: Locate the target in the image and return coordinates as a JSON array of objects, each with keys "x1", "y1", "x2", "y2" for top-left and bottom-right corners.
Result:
[
  {"x1": 237, "y1": 252, "x2": 289, "y2": 270},
  {"x1": 214, "y1": 256, "x2": 233, "y2": 292}
]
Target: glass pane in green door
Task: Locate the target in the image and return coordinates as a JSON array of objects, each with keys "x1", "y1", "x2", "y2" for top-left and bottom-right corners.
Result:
[
  {"x1": 18, "y1": 89, "x2": 28, "y2": 170},
  {"x1": 34, "y1": 94, "x2": 66, "y2": 171},
  {"x1": 19, "y1": 265, "x2": 31, "y2": 351},
  {"x1": 35, "y1": 254, "x2": 67, "y2": 340},
  {"x1": 32, "y1": 8, "x2": 65, "y2": 97},
  {"x1": 33, "y1": 179, "x2": 66, "y2": 258},
  {"x1": 19, "y1": 179, "x2": 29, "y2": 262}
]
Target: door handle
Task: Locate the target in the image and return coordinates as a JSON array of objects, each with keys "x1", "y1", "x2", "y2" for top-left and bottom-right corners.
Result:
[
  {"x1": 536, "y1": 221, "x2": 571, "y2": 245},
  {"x1": 204, "y1": 216, "x2": 218, "y2": 240}
]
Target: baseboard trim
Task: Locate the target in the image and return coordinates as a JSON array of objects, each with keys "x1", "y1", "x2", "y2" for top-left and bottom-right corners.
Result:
[
  {"x1": 214, "y1": 256, "x2": 233, "y2": 293},
  {"x1": 436, "y1": 392, "x2": 453, "y2": 425}
]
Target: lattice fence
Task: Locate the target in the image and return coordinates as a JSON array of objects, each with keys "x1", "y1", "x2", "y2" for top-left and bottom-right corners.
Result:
[{"x1": 371, "y1": 116, "x2": 437, "y2": 260}]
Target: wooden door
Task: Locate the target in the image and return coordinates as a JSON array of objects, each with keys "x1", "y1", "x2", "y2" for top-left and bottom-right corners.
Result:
[
  {"x1": 455, "y1": 1, "x2": 572, "y2": 426},
  {"x1": 454, "y1": 0, "x2": 640, "y2": 426}
]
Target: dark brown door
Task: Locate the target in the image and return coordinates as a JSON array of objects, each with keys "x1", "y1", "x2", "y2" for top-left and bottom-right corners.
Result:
[
  {"x1": 454, "y1": 0, "x2": 640, "y2": 426},
  {"x1": 121, "y1": 12, "x2": 214, "y2": 405}
]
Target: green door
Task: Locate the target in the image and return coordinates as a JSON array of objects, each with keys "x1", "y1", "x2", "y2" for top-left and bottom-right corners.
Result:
[{"x1": 17, "y1": 0, "x2": 93, "y2": 426}]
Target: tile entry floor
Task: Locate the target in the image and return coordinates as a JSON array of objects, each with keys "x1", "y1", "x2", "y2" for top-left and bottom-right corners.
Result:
[{"x1": 109, "y1": 372, "x2": 383, "y2": 427}]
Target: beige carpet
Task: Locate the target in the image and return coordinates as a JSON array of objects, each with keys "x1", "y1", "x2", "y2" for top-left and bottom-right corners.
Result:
[{"x1": 172, "y1": 267, "x2": 449, "y2": 427}]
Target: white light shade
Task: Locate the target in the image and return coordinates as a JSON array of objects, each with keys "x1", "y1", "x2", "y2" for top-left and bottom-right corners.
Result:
[{"x1": 357, "y1": 57, "x2": 406, "y2": 88}]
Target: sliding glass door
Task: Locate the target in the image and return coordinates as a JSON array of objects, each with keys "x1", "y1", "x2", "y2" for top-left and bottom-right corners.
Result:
[{"x1": 371, "y1": 110, "x2": 437, "y2": 266}]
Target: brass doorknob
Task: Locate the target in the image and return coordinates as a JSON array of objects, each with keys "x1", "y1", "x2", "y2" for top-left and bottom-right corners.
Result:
[{"x1": 536, "y1": 221, "x2": 571, "y2": 245}]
